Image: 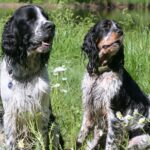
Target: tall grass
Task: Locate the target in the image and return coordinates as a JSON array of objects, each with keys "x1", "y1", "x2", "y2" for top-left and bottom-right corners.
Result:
[
  {"x1": 0, "y1": 7, "x2": 150, "y2": 149},
  {"x1": 49, "y1": 8, "x2": 150, "y2": 149}
]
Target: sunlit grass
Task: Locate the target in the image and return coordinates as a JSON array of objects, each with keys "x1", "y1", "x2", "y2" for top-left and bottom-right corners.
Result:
[
  {"x1": 0, "y1": 7, "x2": 150, "y2": 150},
  {"x1": 49, "y1": 8, "x2": 150, "y2": 149}
]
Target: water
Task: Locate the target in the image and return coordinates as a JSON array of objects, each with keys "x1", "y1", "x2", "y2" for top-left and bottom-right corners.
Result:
[{"x1": 72, "y1": 8, "x2": 150, "y2": 30}]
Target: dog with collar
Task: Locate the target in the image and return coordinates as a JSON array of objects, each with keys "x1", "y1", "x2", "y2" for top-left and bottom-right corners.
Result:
[
  {"x1": 0, "y1": 5, "x2": 63, "y2": 150},
  {"x1": 76, "y1": 19, "x2": 150, "y2": 150}
]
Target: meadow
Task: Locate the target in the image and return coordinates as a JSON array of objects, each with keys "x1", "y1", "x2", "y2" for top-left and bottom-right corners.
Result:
[{"x1": 0, "y1": 6, "x2": 150, "y2": 150}]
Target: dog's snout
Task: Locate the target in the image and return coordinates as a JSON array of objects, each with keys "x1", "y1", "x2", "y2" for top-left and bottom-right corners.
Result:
[{"x1": 44, "y1": 22, "x2": 55, "y2": 31}]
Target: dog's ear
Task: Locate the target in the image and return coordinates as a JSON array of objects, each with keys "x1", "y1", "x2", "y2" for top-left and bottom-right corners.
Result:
[
  {"x1": 82, "y1": 26, "x2": 100, "y2": 75},
  {"x1": 2, "y1": 17, "x2": 18, "y2": 57},
  {"x1": 82, "y1": 27, "x2": 96, "y2": 54}
]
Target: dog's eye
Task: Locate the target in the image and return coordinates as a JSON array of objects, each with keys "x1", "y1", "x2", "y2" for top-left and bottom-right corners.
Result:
[
  {"x1": 102, "y1": 45, "x2": 110, "y2": 49},
  {"x1": 27, "y1": 17, "x2": 35, "y2": 22}
]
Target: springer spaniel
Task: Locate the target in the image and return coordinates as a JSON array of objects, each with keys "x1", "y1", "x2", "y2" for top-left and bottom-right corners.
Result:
[
  {"x1": 76, "y1": 19, "x2": 150, "y2": 150},
  {"x1": 0, "y1": 5, "x2": 63, "y2": 150}
]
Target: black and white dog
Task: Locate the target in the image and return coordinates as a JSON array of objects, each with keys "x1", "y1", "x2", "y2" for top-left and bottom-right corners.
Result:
[
  {"x1": 76, "y1": 19, "x2": 150, "y2": 150},
  {"x1": 0, "y1": 5, "x2": 63, "y2": 150}
]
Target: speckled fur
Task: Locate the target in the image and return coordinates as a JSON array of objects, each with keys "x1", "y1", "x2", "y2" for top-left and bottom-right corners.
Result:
[
  {"x1": 77, "y1": 19, "x2": 150, "y2": 150},
  {"x1": 77, "y1": 70, "x2": 150, "y2": 150},
  {"x1": 77, "y1": 71, "x2": 122, "y2": 150},
  {"x1": 0, "y1": 57, "x2": 56, "y2": 150},
  {"x1": 0, "y1": 5, "x2": 63, "y2": 150}
]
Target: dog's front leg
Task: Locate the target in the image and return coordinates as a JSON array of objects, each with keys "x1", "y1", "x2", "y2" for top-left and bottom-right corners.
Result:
[
  {"x1": 85, "y1": 125, "x2": 103, "y2": 150},
  {"x1": 40, "y1": 99, "x2": 63, "y2": 150},
  {"x1": 41, "y1": 110, "x2": 63, "y2": 150},
  {"x1": 105, "y1": 112, "x2": 121, "y2": 150},
  {"x1": 0, "y1": 105, "x2": 4, "y2": 147},
  {"x1": 40, "y1": 111, "x2": 50, "y2": 150},
  {"x1": 4, "y1": 113, "x2": 16, "y2": 150},
  {"x1": 0, "y1": 103, "x2": 4, "y2": 134},
  {"x1": 77, "y1": 74, "x2": 96, "y2": 148},
  {"x1": 76, "y1": 110, "x2": 95, "y2": 148}
]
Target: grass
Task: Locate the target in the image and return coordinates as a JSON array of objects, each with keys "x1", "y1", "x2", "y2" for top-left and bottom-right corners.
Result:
[{"x1": 0, "y1": 7, "x2": 150, "y2": 150}]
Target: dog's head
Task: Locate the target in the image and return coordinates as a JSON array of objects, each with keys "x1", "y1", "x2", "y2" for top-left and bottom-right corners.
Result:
[
  {"x1": 82, "y1": 19, "x2": 124, "y2": 75},
  {"x1": 2, "y1": 5, "x2": 55, "y2": 64}
]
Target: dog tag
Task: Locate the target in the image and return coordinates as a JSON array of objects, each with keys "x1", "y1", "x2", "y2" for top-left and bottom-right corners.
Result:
[{"x1": 8, "y1": 82, "x2": 13, "y2": 89}]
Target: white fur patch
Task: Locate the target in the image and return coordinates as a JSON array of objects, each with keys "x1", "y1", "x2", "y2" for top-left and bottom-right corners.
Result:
[
  {"x1": 82, "y1": 71, "x2": 122, "y2": 113},
  {"x1": 0, "y1": 59, "x2": 50, "y2": 114},
  {"x1": 34, "y1": 7, "x2": 51, "y2": 35}
]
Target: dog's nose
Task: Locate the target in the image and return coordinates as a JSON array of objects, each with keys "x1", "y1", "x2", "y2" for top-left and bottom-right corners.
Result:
[
  {"x1": 115, "y1": 29, "x2": 123, "y2": 36},
  {"x1": 44, "y1": 22, "x2": 55, "y2": 31}
]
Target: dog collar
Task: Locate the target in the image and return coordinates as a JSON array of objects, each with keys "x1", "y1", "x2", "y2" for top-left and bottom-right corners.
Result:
[{"x1": 98, "y1": 65, "x2": 110, "y2": 74}]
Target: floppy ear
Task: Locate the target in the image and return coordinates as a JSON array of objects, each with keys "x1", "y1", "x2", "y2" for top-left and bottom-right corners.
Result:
[
  {"x1": 2, "y1": 17, "x2": 18, "y2": 57},
  {"x1": 82, "y1": 26, "x2": 100, "y2": 75}
]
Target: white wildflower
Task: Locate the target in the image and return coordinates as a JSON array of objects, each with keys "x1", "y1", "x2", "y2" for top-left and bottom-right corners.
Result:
[
  {"x1": 133, "y1": 109, "x2": 139, "y2": 116},
  {"x1": 53, "y1": 66, "x2": 67, "y2": 74},
  {"x1": 62, "y1": 77, "x2": 67, "y2": 81},
  {"x1": 124, "y1": 115, "x2": 133, "y2": 121},
  {"x1": 60, "y1": 89, "x2": 68, "y2": 94},
  {"x1": 52, "y1": 83, "x2": 60, "y2": 88},
  {"x1": 18, "y1": 139, "x2": 24, "y2": 149},
  {"x1": 124, "y1": 123, "x2": 128, "y2": 127},
  {"x1": 56, "y1": 134, "x2": 59, "y2": 137},
  {"x1": 99, "y1": 130, "x2": 103, "y2": 137},
  {"x1": 53, "y1": 72, "x2": 59, "y2": 76},
  {"x1": 116, "y1": 111, "x2": 123, "y2": 120},
  {"x1": 138, "y1": 117, "x2": 146, "y2": 124}
]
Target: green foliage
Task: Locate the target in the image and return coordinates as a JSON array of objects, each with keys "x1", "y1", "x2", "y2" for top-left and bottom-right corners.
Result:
[
  {"x1": 0, "y1": 0, "x2": 149, "y2": 4},
  {"x1": 0, "y1": 7, "x2": 150, "y2": 149},
  {"x1": 48, "y1": 8, "x2": 150, "y2": 149}
]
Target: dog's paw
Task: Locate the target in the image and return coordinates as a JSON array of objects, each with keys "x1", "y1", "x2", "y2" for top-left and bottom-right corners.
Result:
[
  {"x1": 128, "y1": 135, "x2": 150, "y2": 150},
  {"x1": 76, "y1": 140, "x2": 82, "y2": 149}
]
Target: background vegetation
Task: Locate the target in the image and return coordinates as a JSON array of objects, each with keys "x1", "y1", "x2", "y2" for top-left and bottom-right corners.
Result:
[
  {"x1": 0, "y1": 0, "x2": 150, "y2": 6},
  {"x1": 0, "y1": 0, "x2": 150, "y2": 149}
]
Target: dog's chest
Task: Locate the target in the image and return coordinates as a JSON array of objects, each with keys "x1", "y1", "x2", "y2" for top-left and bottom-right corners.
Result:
[
  {"x1": 82, "y1": 72, "x2": 122, "y2": 113},
  {"x1": 0, "y1": 60, "x2": 50, "y2": 113}
]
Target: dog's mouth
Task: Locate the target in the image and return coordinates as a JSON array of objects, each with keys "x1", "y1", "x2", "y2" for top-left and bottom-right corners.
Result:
[
  {"x1": 38, "y1": 39, "x2": 51, "y2": 52},
  {"x1": 29, "y1": 37, "x2": 53, "y2": 53},
  {"x1": 101, "y1": 39, "x2": 122, "y2": 49}
]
